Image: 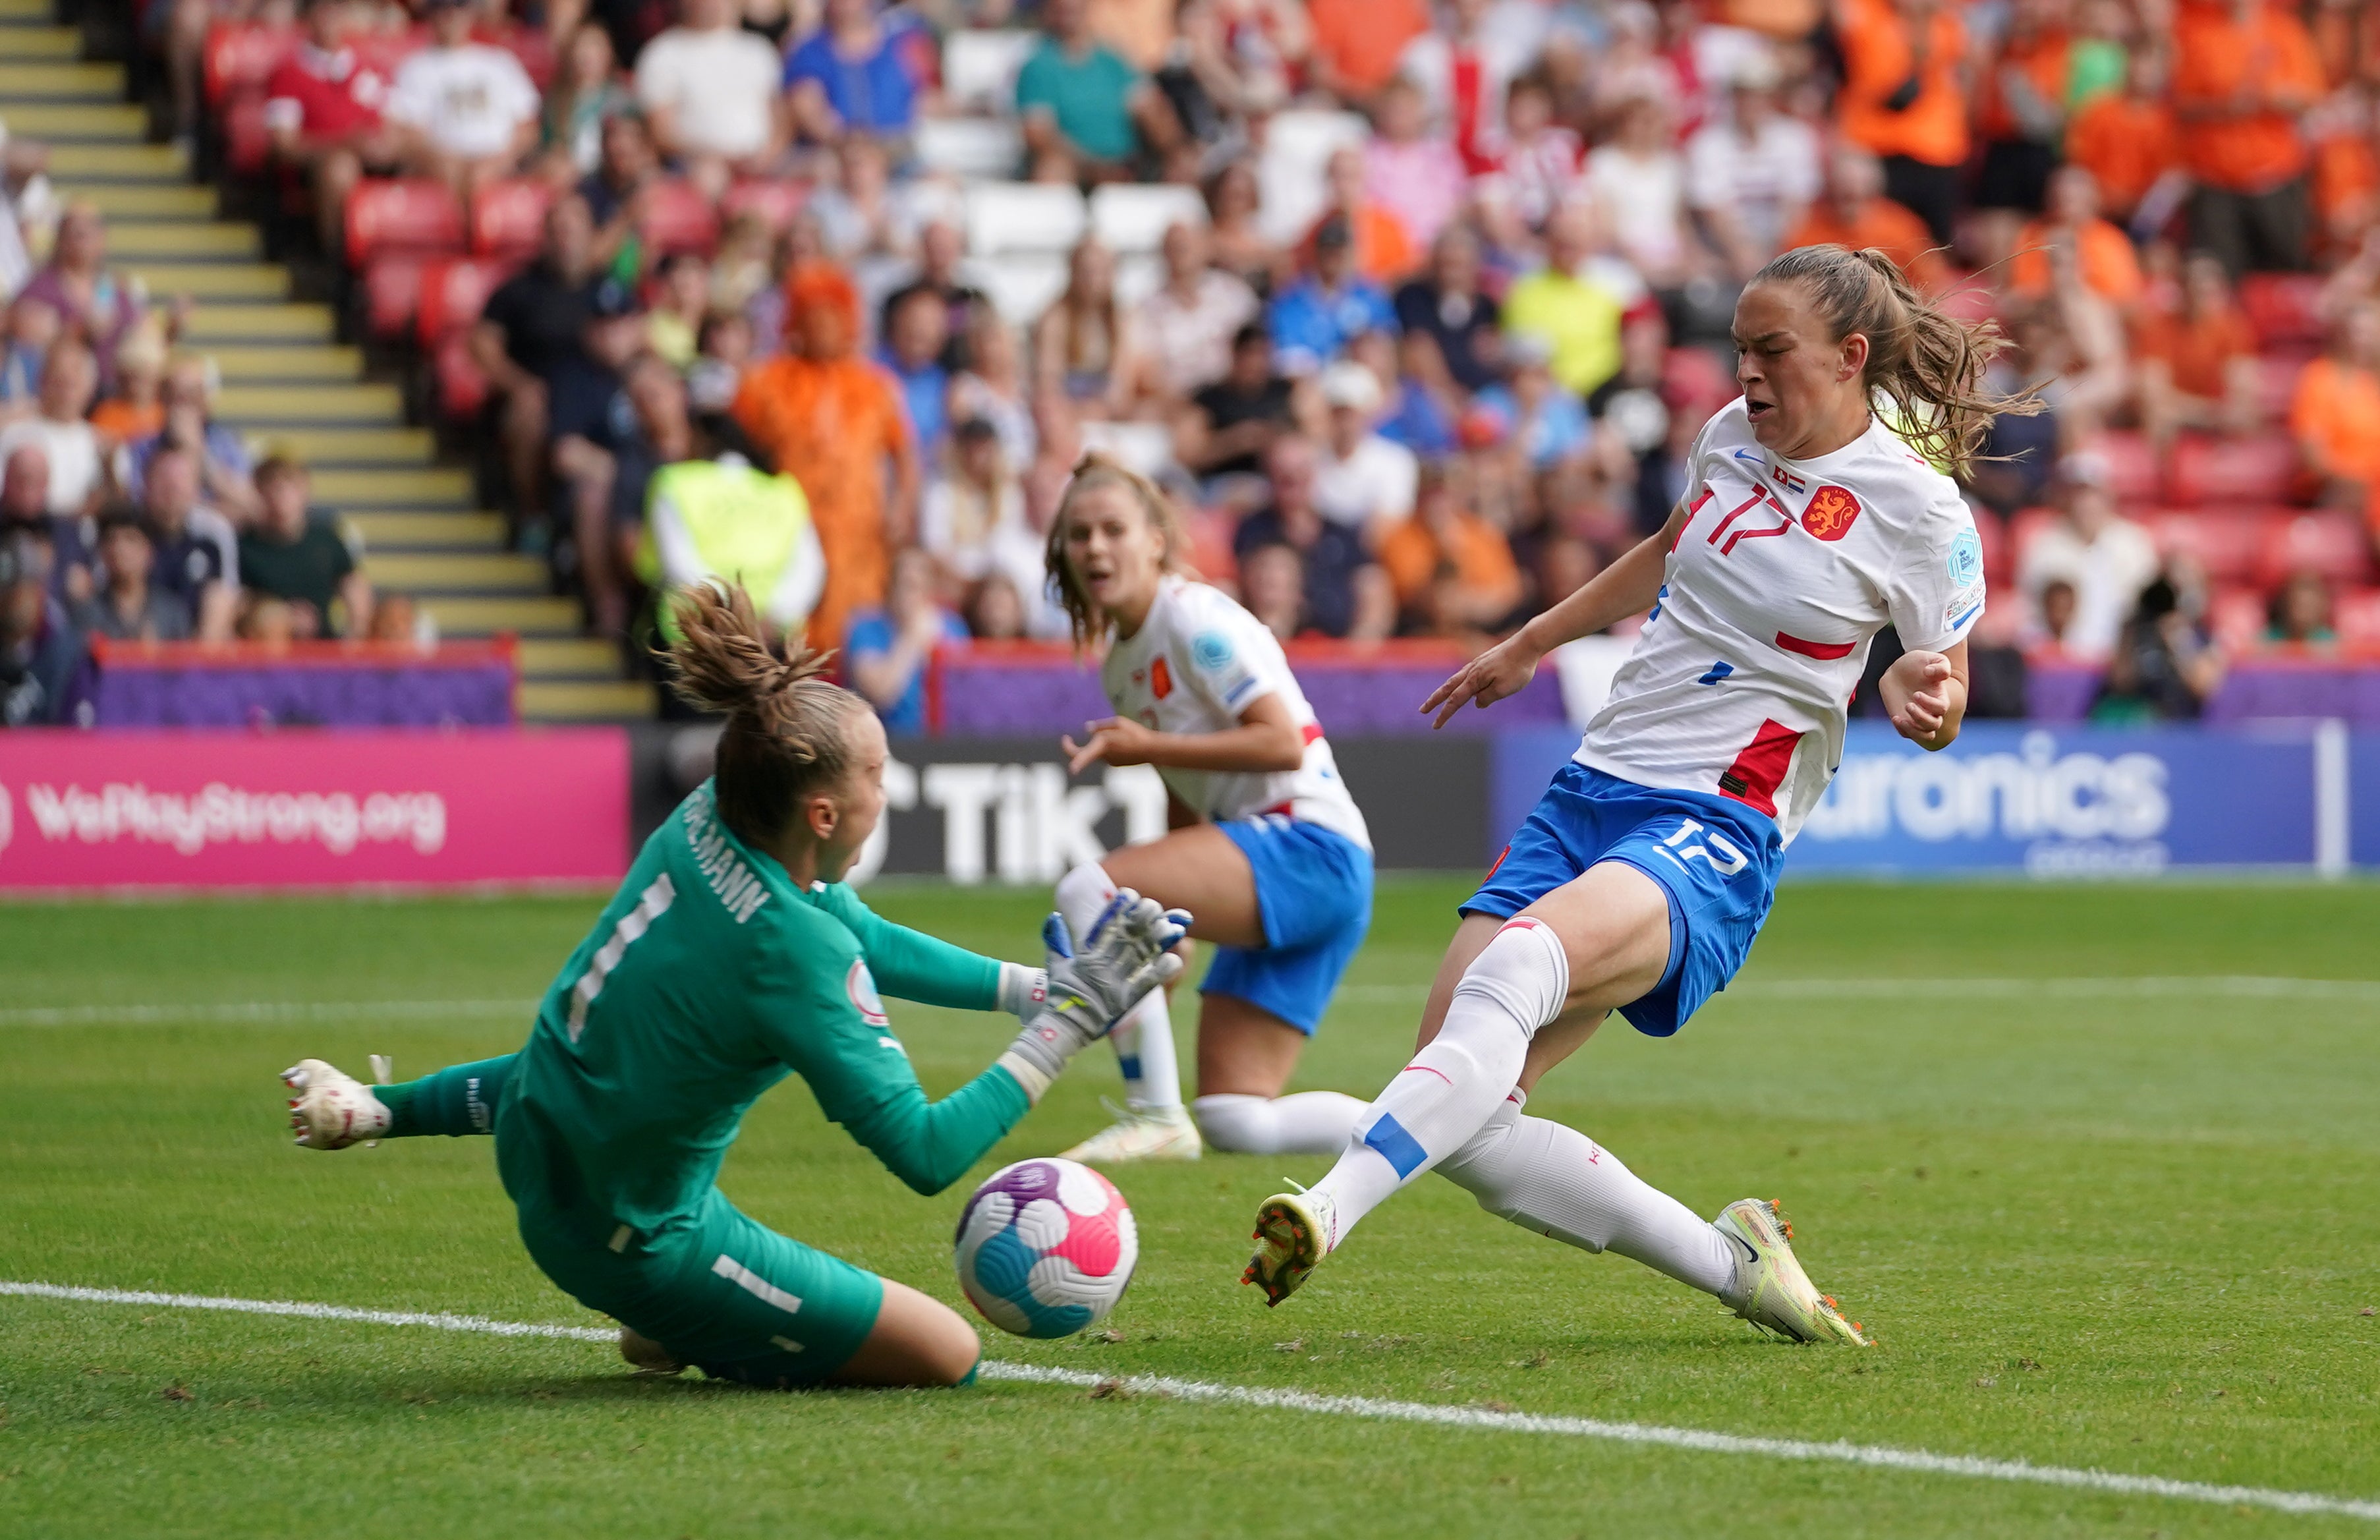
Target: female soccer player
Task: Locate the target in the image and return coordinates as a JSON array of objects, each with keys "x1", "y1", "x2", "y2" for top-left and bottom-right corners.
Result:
[
  {"x1": 1244, "y1": 245, "x2": 2027, "y2": 1342},
  {"x1": 281, "y1": 583, "x2": 1186, "y2": 1388},
  {"x1": 1043, "y1": 455, "x2": 1375, "y2": 1164}
]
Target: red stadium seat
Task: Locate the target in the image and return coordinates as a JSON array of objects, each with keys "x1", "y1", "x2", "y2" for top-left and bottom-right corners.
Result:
[
  {"x1": 433, "y1": 331, "x2": 489, "y2": 420},
  {"x1": 2080, "y1": 431, "x2": 2158, "y2": 505},
  {"x1": 345, "y1": 177, "x2": 465, "y2": 268},
  {"x1": 2209, "y1": 586, "x2": 2267, "y2": 653},
  {"x1": 2255, "y1": 355, "x2": 2302, "y2": 420},
  {"x1": 361, "y1": 254, "x2": 426, "y2": 342},
  {"x1": 2163, "y1": 433, "x2": 2300, "y2": 507},
  {"x1": 2008, "y1": 505, "x2": 2060, "y2": 572},
  {"x1": 470, "y1": 177, "x2": 552, "y2": 260},
  {"x1": 2238, "y1": 273, "x2": 2327, "y2": 351},
  {"x1": 2255, "y1": 511, "x2": 2374, "y2": 587},
  {"x1": 2336, "y1": 588, "x2": 2380, "y2": 650},
  {"x1": 2146, "y1": 509, "x2": 2267, "y2": 583},
  {"x1": 721, "y1": 179, "x2": 811, "y2": 233},
  {"x1": 637, "y1": 179, "x2": 721, "y2": 256},
  {"x1": 1972, "y1": 506, "x2": 2012, "y2": 587},
  {"x1": 220, "y1": 90, "x2": 273, "y2": 178},
  {"x1": 348, "y1": 26, "x2": 426, "y2": 80},
  {"x1": 202, "y1": 22, "x2": 294, "y2": 109},
  {"x1": 416, "y1": 256, "x2": 517, "y2": 349}
]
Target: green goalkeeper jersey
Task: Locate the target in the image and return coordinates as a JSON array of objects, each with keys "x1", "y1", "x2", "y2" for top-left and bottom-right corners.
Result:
[{"x1": 494, "y1": 780, "x2": 1031, "y2": 1243}]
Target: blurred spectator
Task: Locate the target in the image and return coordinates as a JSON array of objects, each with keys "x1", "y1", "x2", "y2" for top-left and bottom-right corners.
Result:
[
  {"x1": 1363, "y1": 78, "x2": 1465, "y2": 252},
  {"x1": 578, "y1": 111, "x2": 660, "y2": 250},
  {"x1": 879, "y1": 285, "x2": 951, "y2": 452},
  {"x1": 2067, "y1": 49, "x2": 2187, "y2": 235},
  {"x1": 1269, "y1": 214, "x2": 1395, "y2": 378},
  {"x1": 1473, "y1": 71, "x2": 1582, "y2": 237},
  {"x1": 0, "y1": 442, "x2": 90, "y2": 603},
  {"x1": 645, "y1": 251, "x2": 712, "y2": 368},
  {"x1": 240, "y1": 594, "x2": 298, "y2": 646},
  {"x1": 807, "y1": 137, "x2": 914, "y2": 266},
  {"x1": 2091, "y1": 568, "x2": 2224, "y2": 723},
  {"x1": 2136, "y1": 250, "x2": 2261, "y2": 446},
  {"x1": 265, "y1": 0, "x2": 403, "y2": 258},
  {"x1": 2310, "y1": 85, "x2": 2379, "y2": 256},
  {"x1": 1131, "y1": 221, "x2": 1259, "y2": 403},
  {"x1": 607, "y1": 352, "x2": 770, "y2": 635},
  {"x1": 1972, "y1": 0, "x2": 2075, "y2": 227},
  {"x1": 89, "y1": 329, "x2": 167, "y2": 443},
  {"x1": 1232, "y1": 434, "x2": 1390, "y2": 639},
  {"x1": 1378, "y1": 461, "x2": 1522, "y2": 637},
  {"x1": 1962, "y1": 604, "x2": 2034, "y2": 718},
  {"x1": 921, "y1": 416, "x2": 1056, "y2": 637},
  {"x1": 1017, "y1": 0, "x2": 1180, "y2": 181},
  {"x1": 472, "y1": 195, "x2": 620, "y2": 531},
  {"x1": 784, "y1": 0, "x2": 929, "y2": 148},
  {"x1": 880, "y1": 220, "x2": 988, "y2": 372},
  {"x1": 2018, "y1": 453, "x2": 2160, "y2": 660},
  {"x1": 140, "y1": 443, "x2": 238, "y2": 642},
  {"x1": 949, "y1": 306, "x2": 1038, "y2": 470},
  {"x1": 2008, "y1": 167, "x2": 2145, "y2": 309},
  {"x1": 0, "y1": 296, "x2": 57, "y2": 417},
  {"x1": 122, "y1": 353, "x2": 258, "y2": 523},
  {"x1": 1176, "y1": 320, "x2": 1296, "y2": 485},
  {"x1": 633, "y1": 0, "x2": 791, "y2": 199},
  {"x1": 1394, "y1": 224, "x2": 1502, "y2": 393},
  {"x1": 633, "y1": 403, "x2": 822, "y2": 646},
  {"x1": 1397, "y1": 0, "x2": 1525, "y2": 174},
  {"x1": 0, "y1": 535, "x2": 81, "y2": 726},
  {"x1": 1501, "y1": 203, "x2": 1633, "y2": 399},
  {"x1": 1237, "y1": 538, "x2": 1305, "y2": 641},
  {"x1": 1583, "y1": 94, "x2": 1699, "y2": 289},
  {"x1": 845, "y1": 546, "x2": 966, "y2": 733},
  {"x1": 241, "y1": 457, "x2": 372, "y2": 640},
  {"x1": 1033, "y1": 239, "x2": 1139, "y2": 416},
  {"x1": 1685, "y1": 51, "x2": 1821, "y2": 281},
  {"x1": 1788, "y1": 146, "x2": 1948, "y2": 292},
  {"x1": 538, "y1": 24, "x2": 635, "y2": 180},
  {"x1": 386, "y1": 0, "x2": 543, "y2": 204},
  {"x1": 962, "y1": 569, "x2": 1031, "y2": 641},
  {"x1": 367, "y1": 591, "x2": 432, "y2": 646},
  {"x1": 1306, "y1": 0, "x2": 1428, "y2": 104},
  {"x1": 2032, "y1": 575, "x2": 2080, "y2": 650},
  {"x1": 1477, "y1": 331, "x2": 1595, "y2": 472},
  {"x1": 1376, "y1": 328, "x2": 1459, "y2": 458},
  {"x1": 0, "y1": 339, "x2": 101, "y2": 515},
  {"x1": 2267, "y1": 569, "x2": 2337, "y2": 646},
  {"x1": 1311, "y1": 146, "x2": 1415, "y2": 287},
  {"x1": 20, "y1": 204, "x2": 154, "y2": 387},
  {"x1": 733, "y1": 262, "x2": 919, "y2": 649},
  {"x1": 72, "y1": 507, "x2": 192, "y2": 643},
  {"x1": 1151, "y1": 0, "x2": 1299, "y2": 152},
  {"x1": 2174, "y1": 0, "x2": 2325, "y2": 277},
  {"x1": 2289, "y1": 302, "x2": 2380, "y2": 512},
  {"x1": 712, "y1": 212, "x2": 779, "y2": 315},
  {"x1": 1204, "y1": 160, "x2": 1282, "y2": 297},
  {"x1": 1311, "y1": 360, "x2": 1418, "y2": 532},
  {"x1": 1833, "y1": 0, "x2": 1969, "y2": 247}
]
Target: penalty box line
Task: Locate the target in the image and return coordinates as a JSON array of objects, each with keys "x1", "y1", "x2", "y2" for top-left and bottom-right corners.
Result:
[{"x1": 6, "y1": 1280, "x2": 2377, "y2": 1524}]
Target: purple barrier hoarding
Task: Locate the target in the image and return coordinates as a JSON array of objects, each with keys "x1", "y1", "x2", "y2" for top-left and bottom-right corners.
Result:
[
  {"x1": 2029, "y1": 658, "x2": 2380, "y2": 726},
  {"x1": 928, "y1": 644, "x2": 1565, "y2": 735},
  {"x1": 88, "y1": 641, "x2": 517, "y2": 728}
]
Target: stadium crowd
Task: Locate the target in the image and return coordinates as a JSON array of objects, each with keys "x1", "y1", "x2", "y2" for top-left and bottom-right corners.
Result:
[{"x1": 6, "y1": 0, "x2": 2380, "y2": 729}]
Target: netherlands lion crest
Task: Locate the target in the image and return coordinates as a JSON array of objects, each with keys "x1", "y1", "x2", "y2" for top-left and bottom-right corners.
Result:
[{"x1": 1801, "y1": 484, "x2": 1861, "y2": 541}]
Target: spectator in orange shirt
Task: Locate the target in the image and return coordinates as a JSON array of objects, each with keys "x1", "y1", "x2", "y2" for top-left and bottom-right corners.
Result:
[
  {"x1": 1304, "y1": 0, "x2": 1428, "y2": 101},
  {"x1": 1376, "y1": 461, "x2": 1521, "y2": 639},
  {"x1": 2066, "y1": 49, "x2": 2188, "y2": 232},
  {"x1": 2136, "y1": 250, "x2": 2262, "y2": 445},
  {"x1": 2288, "y1": 302, "x2": 2380, "y2": 517},
  {"x1": 2008, "y1": 167, "x2": 2145, "y2": 309},
  {"x1": 2309, "y1": 85, "x2": 2379, "y2": 254},
  {"x1": 1304, "y1": 146, "x2": 1417, "y2": 287},
  {"x1": 731, "y1": 262, "x2": 921, "y2": 652},
  {"x1": 2173, "y1": 0, "x2": 2328, "y2": 275},
  {"x1": 1973, "y1": 0, "x2": 2072, "y2": 219},
  {"x1": 1787, "y1": 144, "x2": 1951, "y2": 291},
  {"x1": 1832, "y1": 0, "x2": 1969, "y2": 245}
]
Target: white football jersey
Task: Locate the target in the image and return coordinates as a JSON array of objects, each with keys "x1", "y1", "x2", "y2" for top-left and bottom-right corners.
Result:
[
  {"x1": 1101, "y1": 577, "x2": 1372, "y2": 852},
  {"x1": 1577, "y1": 397, "x2": 1986, "y2": 844}
]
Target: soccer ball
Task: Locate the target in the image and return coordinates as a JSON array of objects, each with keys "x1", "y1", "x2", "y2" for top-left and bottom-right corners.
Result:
[{"x1": 953, "y1": 1158, "x2": 1137, "y2": 1338}]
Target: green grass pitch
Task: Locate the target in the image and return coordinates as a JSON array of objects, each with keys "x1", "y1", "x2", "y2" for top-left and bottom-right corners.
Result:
[{"x1": 3, "y1": 878, "x2": 2378, "y2": 1537}]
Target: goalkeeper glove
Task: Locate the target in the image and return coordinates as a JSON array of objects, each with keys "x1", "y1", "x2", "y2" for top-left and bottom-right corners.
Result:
[{"x1": 1000, "y1": 888, "x2": 1190, "y2": 1100}]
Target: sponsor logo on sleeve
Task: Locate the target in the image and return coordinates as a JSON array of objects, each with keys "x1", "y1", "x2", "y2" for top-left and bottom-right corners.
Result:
[
  {"x1": 1801, "y1": 484, "x2": 1862, "y2": 541},
  {"x1": 846, "y1": 959, "x2": 889, "y2": 1027},
  {"x1": 1948, "y1": 527, "x2": 1984, "y2": 587},
  {"x1": 1191, "y1": 631, "x2": 1235, "y2": 672}
]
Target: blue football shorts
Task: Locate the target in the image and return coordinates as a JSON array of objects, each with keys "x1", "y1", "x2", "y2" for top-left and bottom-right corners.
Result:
[
  {"x1": 1203, "y1": 816, "x2": 1374, "y2": 1036},
  {"x1": 1463, "y1": 760, "x2": 1784, "y2": 1037}
]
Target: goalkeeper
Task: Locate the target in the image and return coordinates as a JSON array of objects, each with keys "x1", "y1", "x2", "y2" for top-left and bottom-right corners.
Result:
[{"x1": 281, "y1": 582, "x2": 1188, "y2": 1391}]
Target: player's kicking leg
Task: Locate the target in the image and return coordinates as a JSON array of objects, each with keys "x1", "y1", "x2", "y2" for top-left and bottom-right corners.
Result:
[{"x1": 1053, "y1": 861, "x2": 1202, "y2": 1163}]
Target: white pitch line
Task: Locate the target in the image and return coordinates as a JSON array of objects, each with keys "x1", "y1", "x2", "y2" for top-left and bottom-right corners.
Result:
[{"x1": 7, "y1": 1280, "x2": 2376, "y2": 1524}]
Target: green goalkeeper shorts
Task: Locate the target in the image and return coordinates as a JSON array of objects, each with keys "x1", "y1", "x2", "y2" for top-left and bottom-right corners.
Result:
[{"x1": 520, "y1": 1187, "x2": 887, "y2": 1388}]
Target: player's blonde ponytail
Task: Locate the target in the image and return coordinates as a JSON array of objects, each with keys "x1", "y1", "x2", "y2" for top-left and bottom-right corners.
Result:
[
  {"x1": 666, "y1": 579, "x2": 868, "y2": 843},
  {"x1": 1045, "y1": 451, "x2": 1193, "y2": 648},
  {"x1": 1754, "y1": 244, "x2": 2041, "y2": 479}
]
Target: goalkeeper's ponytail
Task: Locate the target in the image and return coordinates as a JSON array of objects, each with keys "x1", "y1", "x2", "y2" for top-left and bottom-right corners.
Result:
[{"x1": 666, "y1": 579, "x2": 868, "y2": 845}]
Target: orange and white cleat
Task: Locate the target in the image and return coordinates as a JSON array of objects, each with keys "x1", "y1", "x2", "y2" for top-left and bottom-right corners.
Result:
[{"x1": 1713, "y1": 1197, "x2": 1871, "y2": 1345}]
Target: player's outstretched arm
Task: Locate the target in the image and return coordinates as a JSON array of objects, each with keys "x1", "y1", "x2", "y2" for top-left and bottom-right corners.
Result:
[
  {"x1": 284, "y1": 1054, "x2": 517, "y2": 1149},
  {"x1": 1423, "y1": 504, "x2": 1684, "y2": 729},
  {"x1": 814, "y1": 884, "x2": 1044, "y2": 1017}
]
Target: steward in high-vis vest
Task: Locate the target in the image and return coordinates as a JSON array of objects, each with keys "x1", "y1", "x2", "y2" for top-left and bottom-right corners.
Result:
[{"x1": 636, "y1": 456, "x2": 826, "y2": 642}]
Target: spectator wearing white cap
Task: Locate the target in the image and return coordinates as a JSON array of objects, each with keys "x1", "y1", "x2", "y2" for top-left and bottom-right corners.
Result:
[
  {"x1": 1684, "y1": 51, "x2": 1822, "y2": 282},
  {"x1": 2016, "y1": 453, "x2": 2159, "y2": 662},
  {"x1": 1311, "y1": 357, "x2": 1418, "y2": 538}
]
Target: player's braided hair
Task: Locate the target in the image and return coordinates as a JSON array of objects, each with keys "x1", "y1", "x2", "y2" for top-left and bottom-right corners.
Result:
[
  {"x1": 1753, "y1": 244, "x2": 2041, "y2": 479},
  {"x1": 1045, "y1": 451, "x2": 1193, "y2": 648},
  {"x1": 666, "y1": 579, "x2": 866, "y2": 844}
]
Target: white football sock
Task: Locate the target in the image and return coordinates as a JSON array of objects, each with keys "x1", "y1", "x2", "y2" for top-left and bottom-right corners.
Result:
[
  {"x1": 1438, "y1": 1095, "x2": 1736, "y2": 1298},
  {"x1": 1056, "y1": 861, "x2": 1183, "y2": 1110},
  {"x1": 1308, "y1": 918, "x2": 1569, "y2": 1243},
  {"x1": 1191, "y1": 1091, "x2": 1369, "y2": 1155}
]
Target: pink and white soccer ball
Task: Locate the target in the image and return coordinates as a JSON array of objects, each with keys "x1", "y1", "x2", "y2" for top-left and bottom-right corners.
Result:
[{"x1": 953, "y1": 1158, "x2": 1137, "y2": 1337}]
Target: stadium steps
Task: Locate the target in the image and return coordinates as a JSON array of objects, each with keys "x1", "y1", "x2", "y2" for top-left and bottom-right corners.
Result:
[{"x1": 0, "y1": 21, "x2": 658, "y2": 721}]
